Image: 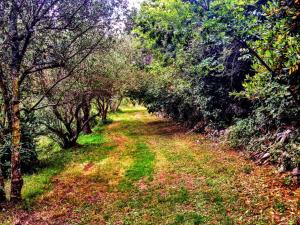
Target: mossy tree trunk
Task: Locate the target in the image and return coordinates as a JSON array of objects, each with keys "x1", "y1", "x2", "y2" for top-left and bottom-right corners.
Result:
[
  {"x1": 10, "y1": 75, "x2": 23, "y2": 202},
  {"x1": 9, "y1": 3, "x2": 23, "y2": 202}
]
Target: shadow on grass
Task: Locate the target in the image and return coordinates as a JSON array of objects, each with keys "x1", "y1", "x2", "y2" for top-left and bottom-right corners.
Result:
[
  {"x1": 21, "y1": 107, "x2": 145, "y2": 207},
  {"x1": 22, "y1": 150, "x2": 73, "y2": 204},
  {"x1": 22, "y1": 123, "x2": 111, "y2": 206}
]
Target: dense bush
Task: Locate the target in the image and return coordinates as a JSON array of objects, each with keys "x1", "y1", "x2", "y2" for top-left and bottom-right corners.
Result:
[
  {"x1": 130, "y1": 0, "x2": 300, "y2": 171},
  {"x1": 130, "y1": 0, "x2": 253, "y2": 130}
]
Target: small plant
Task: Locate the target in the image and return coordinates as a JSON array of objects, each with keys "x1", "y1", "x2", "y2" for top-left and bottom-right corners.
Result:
[
  {"x1": 174, "y1": 214, "x2": 185, "y2": 224},
  {"x1": 170, "y1": 187, "x2": 189, "y2": 203},
  {"x1": 228, "y1": 118, "x2": 257, "y2": 148},
  {"x1": 283, "y1": 176, "x2": 293, "y2": 186},
  {"x1": 274, "y1": 200, "x2": 287, "y2": 213},
  {"x1": 174, "y1": 213, "x2": 206, "y2": 225},
  {"x1": 191, "y1": 213, "x2": 207, "y2": 225},
  {"x1": 101, "y1": 118, "x2": 113, "y2": 125},
  {"x1": 243, "y1": 165, "x2": 253, "y2": 174},
  {"x1": 22, "y1": 199, "x2": 33, "y2": 211}
]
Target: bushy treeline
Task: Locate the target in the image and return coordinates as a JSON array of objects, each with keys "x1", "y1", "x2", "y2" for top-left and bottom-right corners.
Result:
[{"x1": 130, "y1": 0, "x2": 300, "y2": 172}]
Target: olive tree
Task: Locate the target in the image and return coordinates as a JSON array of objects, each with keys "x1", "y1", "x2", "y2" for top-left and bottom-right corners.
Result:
[{"x1": 0, "y1": 0, "x2": 127, "y2": 202}]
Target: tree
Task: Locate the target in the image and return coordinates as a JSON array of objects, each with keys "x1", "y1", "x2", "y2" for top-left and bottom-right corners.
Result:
[
  {"x1": 36, "y1": 37, "x2": 136, "y2": 148},
  {"x1": 131, "y1": 0, "x2": 252, "y2": 129},
  {"x1": 41, "y1": 91, "x2": 98, "y2": 149},
  {"x1": 80, "y1": 37, "x2": 137, "y2": 123},
  {"x1": 0, "y1": 0, "x2": 127, "y2": 202}
]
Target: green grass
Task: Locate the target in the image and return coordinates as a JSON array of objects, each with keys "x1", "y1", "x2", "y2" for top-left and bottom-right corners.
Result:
[
  {"x1": 22, "y1": 150, "x2": 72, "y2": 203},
  {"x1": 15, "y1": 110, "x2": 124, "y2": 206},
  {"x1": 77, "y1": 133, "x2": 106, "y2": 146},
  {"x1": 75, "y1": 144, "x2": 115, "y2": 163},
  {"x1": 21, "y1": 123, "x2": 109, "y2": 204},
  {"x1": 2, "y1": 106, "x2": 298, "y2": 225},
  {"x1": 174, "y1": 212, "x2": 207, "y2": 225},
  {"x1": 125, "y1": 142, "x2": 155, "y2": 181},
  {"x1": 118, "y1": 141, "x2": 155, "y2": 191}
]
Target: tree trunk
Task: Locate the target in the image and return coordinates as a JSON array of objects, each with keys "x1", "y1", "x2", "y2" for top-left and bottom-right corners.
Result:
[
  {"x1": 102, "y1": 103, "x2": 109, "y2": 123},
  {"x1": 9, "y1": 0, "x2": 23, "y2": 203},
  {"x1": 115, "y1": 96, "x2": 123, "y2": 112},
  {"x1": 10, "y1": 77, "x2": 23, "y2": 202},
  {"x1": 110, "y1": 96, "x2": 123, "y2": 112},
  {"x1": 0, "y1": 164, "x2": 6, "y2": 202},
  {"x1": 82, "y1": 100, "x2": 92, "y2": 134},
  {"x1": 102, "y1": 112, "x2": 107, "y2": 123},
  {"x1": 62, "y1": 139, "x2": 78, "y2": 149}
]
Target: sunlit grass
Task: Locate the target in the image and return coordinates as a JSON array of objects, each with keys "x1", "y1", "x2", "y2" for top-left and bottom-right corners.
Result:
[
  {"x1": 77, "y1": 133, "x2": 106, "y2": 146},
  {"x1": 118, "y1": 141, "x2": 155, "y2": 191},
  {"x1": 3, "y1": 105, "x2": 299, "y2": 225}
]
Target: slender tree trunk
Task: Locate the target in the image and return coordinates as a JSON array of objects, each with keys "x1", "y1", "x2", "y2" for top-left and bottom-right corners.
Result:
[
  {"x1": 102, "y1": 112, "x2": 107, "y2": 122},
  {"x1": 8, "y1": 0, "x2": 23, "y2": 202},
  {"x1": 0, "y1": 163, "x2": 6, "y2": 202},
  {"x1": 110, "y1": 96, "x2": 123, "y2": 112},
  {"x1": 115, "y1": 96, "x2": 123, "y2": 112},
  {"x1": 10, "y1": 76, "x2": 23, "y2": 202},
  {"x1": 102, "y1": 102, "x2": 109, "y2": 123},
  {"x1": 82, "y1": 99, "x2": 92, "y2": 134}
]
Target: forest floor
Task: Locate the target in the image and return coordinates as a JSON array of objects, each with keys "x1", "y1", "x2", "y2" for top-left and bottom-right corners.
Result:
[{"x1": 1, "y1": 106, "x2": 300, "y2": 225}]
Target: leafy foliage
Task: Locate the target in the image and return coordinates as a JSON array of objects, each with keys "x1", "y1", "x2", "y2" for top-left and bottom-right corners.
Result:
[{"x1": 130, "y1": 0, "x2": 300, "y2": 170}]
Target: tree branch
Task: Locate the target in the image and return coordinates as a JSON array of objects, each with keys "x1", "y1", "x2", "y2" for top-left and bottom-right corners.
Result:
[
  {"x1": 235, "y1": 37, "x2": 276, "y2": 77},
  {"x1": 28, "y1": 41, "x2": 99, "y2": 112}
]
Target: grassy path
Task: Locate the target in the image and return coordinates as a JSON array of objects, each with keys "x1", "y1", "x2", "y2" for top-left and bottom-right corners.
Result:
[{"x1": 2, "y1": 107, "x2": 300, "y2": 224}]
